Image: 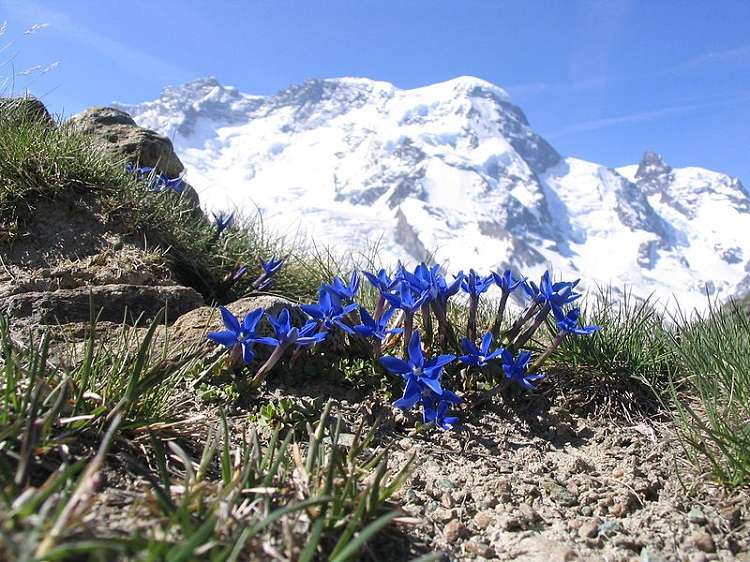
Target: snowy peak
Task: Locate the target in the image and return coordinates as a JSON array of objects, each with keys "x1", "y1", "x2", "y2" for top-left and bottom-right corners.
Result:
[
  {"x1": 117, "y1": 76, "x2": 750, "y2": 310},
  {"x1": 634, "y1": 150, "x2": 674, "y2": 195}
]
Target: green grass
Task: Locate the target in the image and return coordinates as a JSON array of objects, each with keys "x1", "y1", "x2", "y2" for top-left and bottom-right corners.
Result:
[
  {"x1": 666, "y1": 298, "x2": 750, "y2": 488},
  {"x1": 0, "y1": 100, "x2": 342, "y2": 304},
  {"x1": 0, "y1": 313, "x2": 425, "y2": 561}
]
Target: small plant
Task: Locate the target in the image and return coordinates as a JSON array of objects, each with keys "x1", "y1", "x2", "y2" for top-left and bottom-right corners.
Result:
[{"x1": 205, "y1": 262, "x2": 601, "y2": 431}]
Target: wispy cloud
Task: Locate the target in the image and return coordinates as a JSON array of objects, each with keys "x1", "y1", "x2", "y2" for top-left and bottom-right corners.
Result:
[
  {"x1": 673, "y1": 44, "x2": 750, "y2": 71},
  {"x1": 510, "y1": 43, "x2": 750, "y2": 101},
  {"x1": 544, "y1": 94, "x2": 750, "y2": 139},
  {"x1": 3, "y1": 1, "x2": 189, "y2": 80}
]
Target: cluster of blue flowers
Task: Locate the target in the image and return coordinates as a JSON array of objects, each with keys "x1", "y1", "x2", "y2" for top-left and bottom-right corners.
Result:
[
  {"x1": 125, "y1": 163, "x2": 186, "y2": 194},
  {"x1": 207, "y1": 260, "x2": 599, "y2": 430}
]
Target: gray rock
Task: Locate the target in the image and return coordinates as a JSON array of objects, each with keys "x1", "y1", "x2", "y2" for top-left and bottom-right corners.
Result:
[
  {"x1": 0, "y1": 95, "x2": 54, "y2": 125},
  {"x1": 68, "y1": 108, "x2": 200, "y2": 208},
  {"x1": 1, "y1": 284, "x2": 203, "y2": 326},
  {"x1": 688, "y1": 507, "x2": 707, "y2": 525}
]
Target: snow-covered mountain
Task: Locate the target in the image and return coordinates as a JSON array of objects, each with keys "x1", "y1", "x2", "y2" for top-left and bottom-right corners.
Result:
[{"x1": 115, "y1": 76, "x2": 750, "y2": 310}]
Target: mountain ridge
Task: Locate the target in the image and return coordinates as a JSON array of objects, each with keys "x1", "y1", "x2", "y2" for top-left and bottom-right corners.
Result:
[{"x1": 114, "y1": 76, "x2": 750, "y2": 310}]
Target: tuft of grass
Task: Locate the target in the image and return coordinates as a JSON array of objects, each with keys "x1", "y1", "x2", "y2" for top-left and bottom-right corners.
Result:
[
  {"x1": 548, "y1": 287, "x2": 674, "y2": 388},
  {"x1": 666, "y1": 298, "x2": 750, "y2": 488},
  {"x1": 0, "y1": 313, "x2": 420, "y2": 560}
]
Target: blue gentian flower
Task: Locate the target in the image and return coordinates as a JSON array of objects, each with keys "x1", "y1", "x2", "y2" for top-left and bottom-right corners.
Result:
[
  {"x1": 213, "y1": 211, "x2": 235, "y2": 234},
  {"x1": 264, "y1": 308, "x2": 329, "y2": 347},
  {"x1": 492, "y1": 270, "x2": 525, "y2": 294},
  {"x1": 435, "y1": 270, "x2": 463, "y2": 303},
  {"x1": 362, "y1": 268, "x2": 399, "y2": 293},
  {"x1": 523, "y1": 271, "x2": 581, "y2": 311},
  {"x1": 323, "y1": 271, "x2": 360, "y2": 303},
  {"x1": 423, "y1": 393, "x2": 462, "y2": 431},
  {"x1": 554, "y1": 307, "x2": 600, "y2": 335},
  {"x1": 300, "y1": 290, "x2": 357, "y2": 334},
  {"x1": 460, "y1": 269, "x2": 494, "y2": 297},
  {"x1": 383, "y1": 281, "x2": 429, "y2": 314},
  {"x1": 379, "y1": 331, "x2": 455, "y2": 407},
  {"x1": 354, "y1": 306, "x2": 402, "y2": 341},
  {"x1": 207, "y1": 306, "x2": 277, "y2": 364},
  {"x1": 458, "y1": 332, "x2": 505, "y2": 367},
  {"x1": 261, "y1": 257, "x2": 284, "y2": 277},
  {"x1": 501, "y1": 350, "x2": 544, "y2": 390}
]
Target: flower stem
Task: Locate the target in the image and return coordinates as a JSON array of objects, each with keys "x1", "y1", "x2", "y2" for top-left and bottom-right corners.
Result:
[
  {"x1": 373, "y1": 295, "x2": 386, "y2": 322},
  {"x1": 249, "y1": 336, "x2": 296, "y2": 390},
  {"x1": 510, "y1": 304, "x2": 550, "y2": 351},
  {"x1": 504, "y1": 302, "x2": 540, "y2": 343},
  {"x1": 467, "y1": 294, "x2": 478, "y2": 343},
  {"x1": 402, "y1": 311, "x2": 414, "y2": 356},
  {"x1": 421, "y1": 302, "x2": 433, "y2": 347},
  {"x1": 529, "y1": 330, "x2": 566, "y2": 372},
  {"x1": 490, "y1": 291, "x2": 510, "y2": 339}
]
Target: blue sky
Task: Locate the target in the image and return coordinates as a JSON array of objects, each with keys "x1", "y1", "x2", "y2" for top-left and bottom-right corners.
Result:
[{"x1": 2, "y1": 0, "x2": 749, "y2": 183}]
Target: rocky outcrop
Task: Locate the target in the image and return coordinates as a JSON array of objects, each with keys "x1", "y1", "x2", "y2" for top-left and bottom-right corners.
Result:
[
  {"x1": 68, "y1": 106, "x2": 200, "y2": 207},
  {"x1": 69, "y1": 107, "x2": 184, "y2": 176},
  {"x1": 0, "y1": 95, "x2": 54, "y2": 125},
  {"x1": 3, "y1": 284, "x2": 203, "y2": 327}
]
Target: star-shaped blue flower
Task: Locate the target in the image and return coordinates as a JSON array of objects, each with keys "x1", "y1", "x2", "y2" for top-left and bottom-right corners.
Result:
[
  {"x1": 458, "y1": 332, "x2": 505, "y2": 367},
  {"x1": 353, "y1": 306, "x2": 402, "y2": 341},
  {"x1": 379, "y1": 331, "x2": 455, "y2": 408},
  {"x1": 322, "y1": 271, "x2": 360, "y2": 303},
  {"x1": 207, "y1": 306, "x2": 277, "y2": 364},
  {"x1": 501, "y1": 349, "x2": 545, "y2": 390},
  {"x1": 300, "y1": 290, "x2": 357, "y2": 334},
  {"x1": 553, "y1": 307, "x2": 600, "y2": 336},
  {"x1": 383, "y1": 281, "x2": 429, "y2": 314},
  {"x1": 460, "y1": 269, "x2": 494, "y2": 297}
]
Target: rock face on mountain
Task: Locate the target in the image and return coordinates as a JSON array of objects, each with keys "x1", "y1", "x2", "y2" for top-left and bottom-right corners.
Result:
[{"x1": 116, "y1": 76, "x2": 750, "y2": 310}]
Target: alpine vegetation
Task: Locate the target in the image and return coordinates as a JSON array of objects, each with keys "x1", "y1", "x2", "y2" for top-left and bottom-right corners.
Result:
[{"x1": 205, "y1": 261, "x2": 600, "y2": 431}]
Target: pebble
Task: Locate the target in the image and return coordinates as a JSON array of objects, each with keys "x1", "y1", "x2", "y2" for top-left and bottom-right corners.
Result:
[
  {"x1": 690, "y1": 530, "x2": 716, "y2": 553},
  {"x1": 612, "y1": 466, "x2": 625, "y2": 478},
  {"x1": 640, "y1": 547, "x2": 668, "y2": 562},
  {"x1": 598, "y1": 520, "x2": 623, "y2": 537},
  {"x1": 433, "y1": 507, "x2": 456, "y2": 522},
  {"x1": 688, "y1": 507, "x2": 707, "y2": 525},
  {"x1": 474, "y1": 511, "x2": 492, "y2": 529},
  {"x1": 443, "y1": 519, "x2": 466, "y2": 543},
  {"x1": 579, "y1": 517, "x2": 601, "y2": 539},
  {"x1": 464, "y1": 540, "x2": 494, "y2": 558},
  {"x1": 610, "y1": 501, "x2": 630, "y2": 517},
  {"x1": 437, "y1": 478, "x2": 455, "y2": 491}
]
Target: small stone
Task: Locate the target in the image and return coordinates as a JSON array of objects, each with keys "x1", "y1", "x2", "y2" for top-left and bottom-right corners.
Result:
[
  {"x1": 441, "y1": 493, "x2": 454, "y2": 508},
  {"x1": 690, "y1": 531, "x2": 716, "y2": 553},
  {"x1": 443, "y1": 519, "x2": 466, "y2": 543},
  {"x1": 689, "y1": 554, "x2": 708, "y2": 562},
  {"x1": 580, "y1": 506, "x2": 594, "y2": 517},
  {"x1": 434, "y1": 507, "x2": 456, "y2": 522},
  {"x1": 437, "y1": 478, "x2": 455, "y2": 491},
  {"x1": 579, "y1": 517, "x2": 601, "y2": 539},
  {"x1": 610, "y1": 501, "x2": 630, "y2": 517},
  {"x1": 464, "y1": 540, "x2": 494, "y2": 558},
  {"x1": 598, "y1": 520, "x2": 623, "y2": 537},
  {"x1": 612, "y1": 466, "x2": 625, "y2": 478},
  {"x1": 398, "y1": 438, "x2": 412, "y2": 450},
  {"x1": 688, "y1": 507, "x2": 707, "y2": 525},
  {"x1": 474, "y1": 511, "x2": 492, "y2": 529},
  {"x1": 640, "y1": 547, "x2": 668, "y2": 562},
  {"x1": 720, "y1": 506, "x2": 742, "y2": 529}
]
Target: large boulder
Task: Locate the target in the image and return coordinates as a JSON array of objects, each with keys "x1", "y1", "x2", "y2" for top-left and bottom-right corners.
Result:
[{"x1": 68, "y1": 107, "x2": 184, "y2": 177}]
